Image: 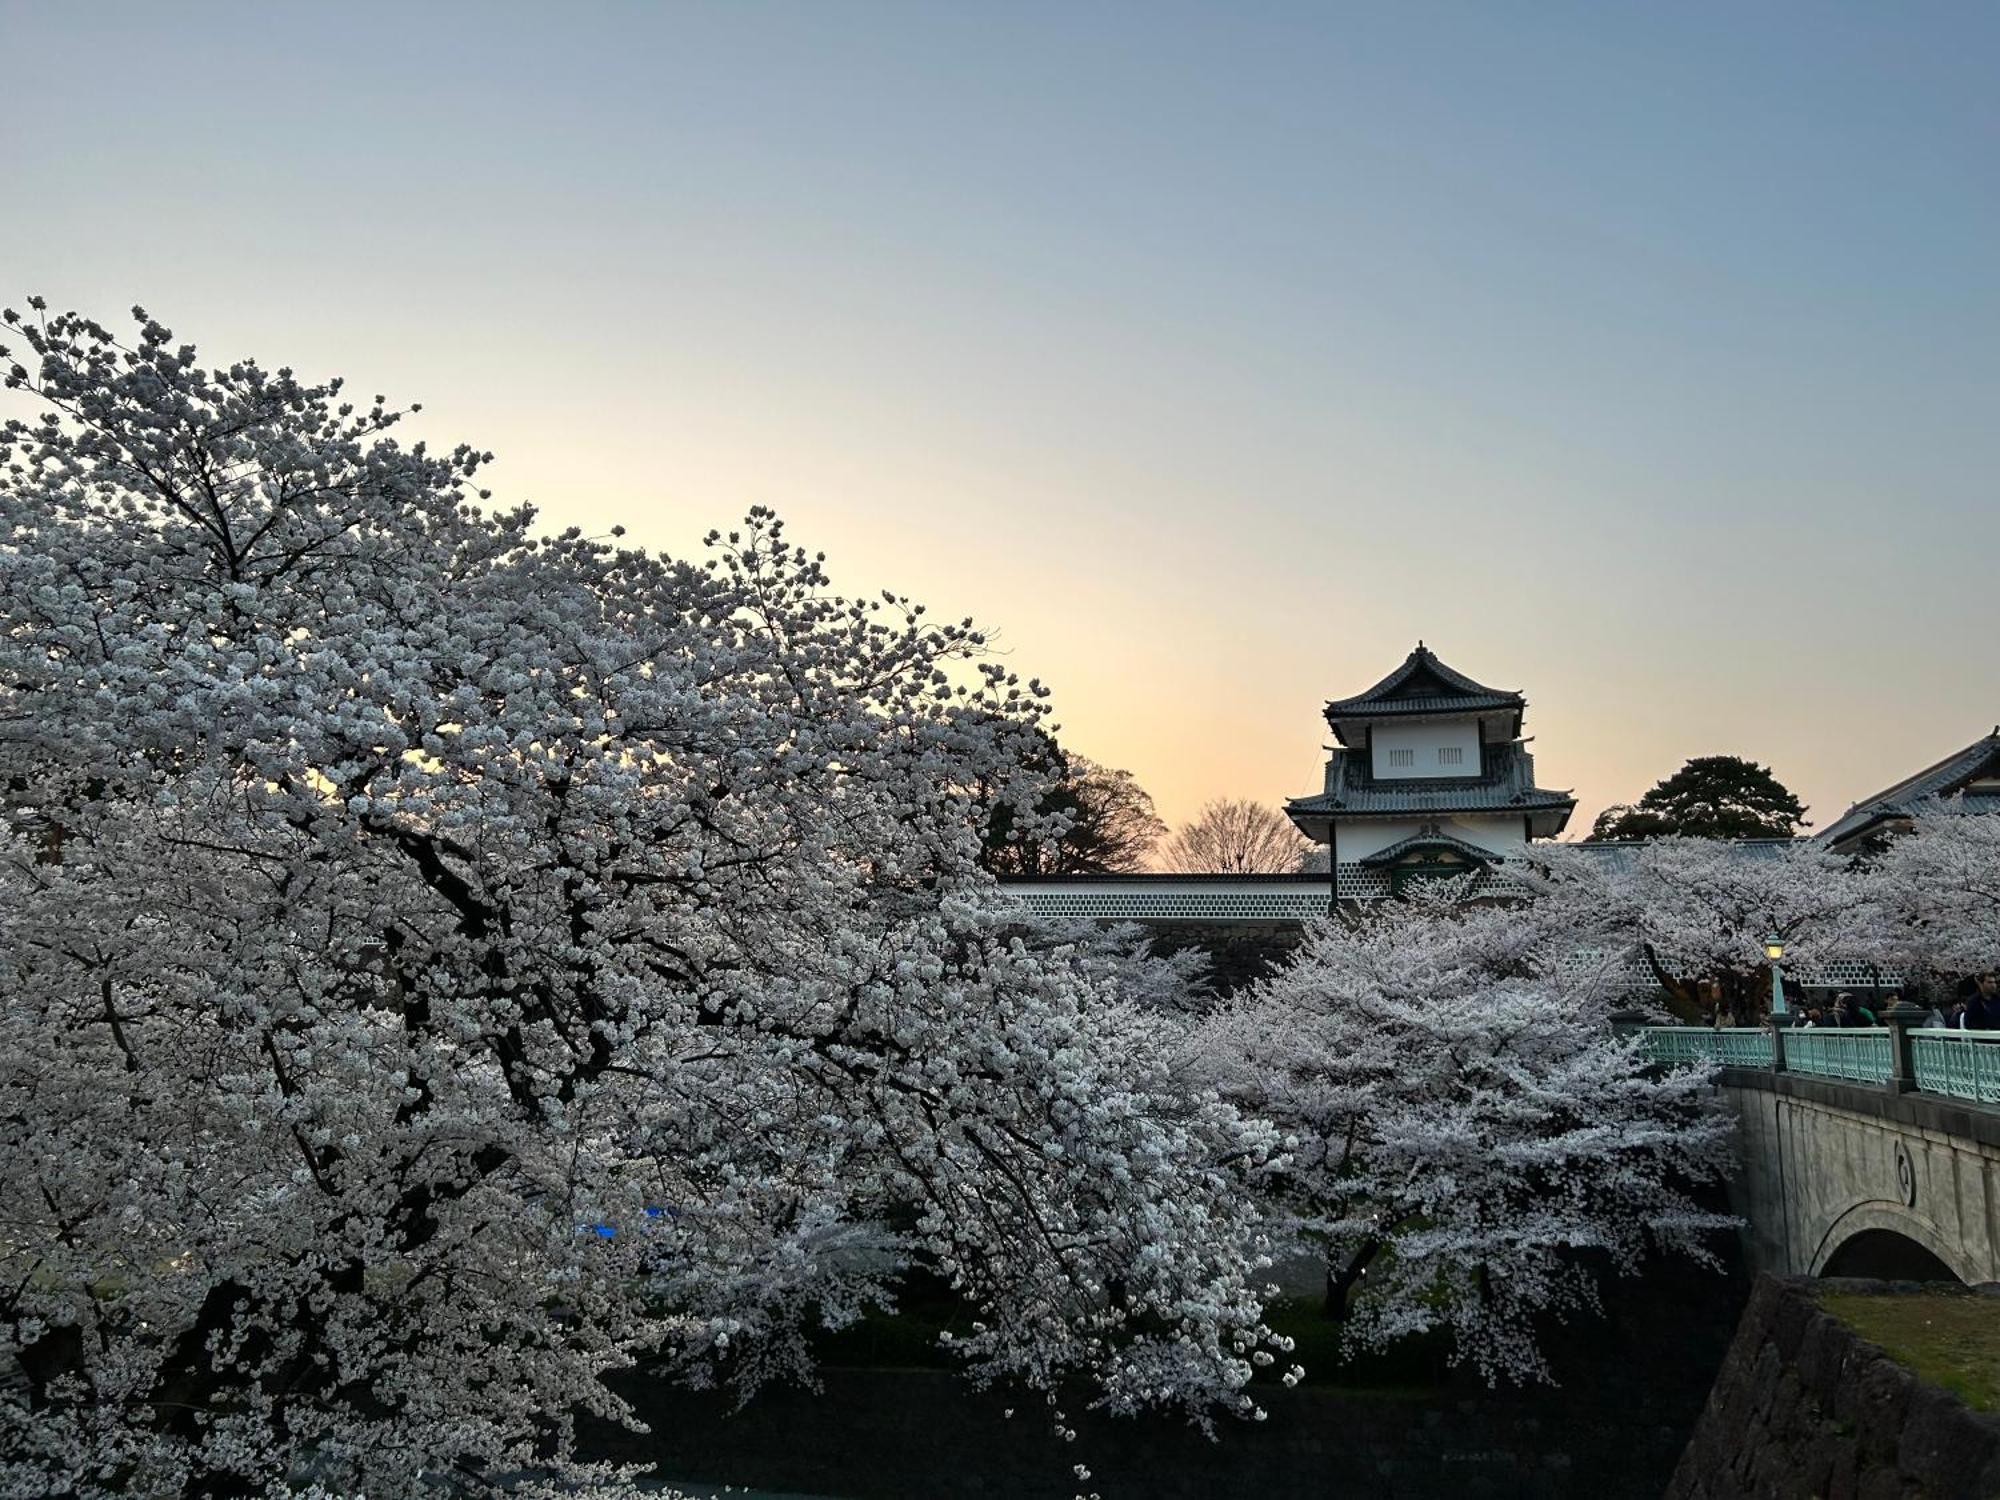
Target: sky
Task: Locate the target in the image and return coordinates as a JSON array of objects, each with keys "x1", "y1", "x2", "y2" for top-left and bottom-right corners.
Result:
[{"x1": 3, "y1": 1, "x2": 1996, "y2": 842}]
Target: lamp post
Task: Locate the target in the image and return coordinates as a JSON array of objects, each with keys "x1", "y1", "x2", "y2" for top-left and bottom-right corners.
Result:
[{"x1": 1763, "y1": 931, "x2": 1789, "y2": 1023}]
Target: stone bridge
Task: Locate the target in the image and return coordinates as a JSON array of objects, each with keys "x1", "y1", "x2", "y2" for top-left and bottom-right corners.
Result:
[{"x1": 1639, "y1": 1020, "x2": 2000, "y2": 1284}]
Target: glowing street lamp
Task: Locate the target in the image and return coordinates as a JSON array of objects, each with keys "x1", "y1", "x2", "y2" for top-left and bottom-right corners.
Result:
[{"x1": 1764, "y1": 931, "x2": 1789, "y2": 1019}]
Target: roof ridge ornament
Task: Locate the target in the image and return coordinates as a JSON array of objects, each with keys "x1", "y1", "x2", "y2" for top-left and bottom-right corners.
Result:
[{"x1": 1320, "y1": 645, "x2": 1527, "y2": 746}]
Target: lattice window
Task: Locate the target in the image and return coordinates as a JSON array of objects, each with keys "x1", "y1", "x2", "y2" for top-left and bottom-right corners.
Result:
[
  {"x1": 1006, "y1": 860, "x2": 1538, "y2": 923},
  {"x1": 1790, "y1": 959, "x2": 1903, "y2": 987},
  {"x1": 1437, "y1": 746, "x2": 1463, "y2": 766},
  {"x1": 1006, "y1": 886, "x2": 1337, "y2": 922},
  {"x1": 1386, "y1": 748, "x2": 1414, "y2": 768}
]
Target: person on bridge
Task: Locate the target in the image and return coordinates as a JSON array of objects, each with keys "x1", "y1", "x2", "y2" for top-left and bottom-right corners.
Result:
[
  {"x1": 1962, "y1": 973, "x2": 2000, "y2": 1031},
  {"x1": 1925, "y1": 994, "x2": 1962, "y2": 1028},
  {"x1": 1832, "y1": 992, "x2": 1878, "y2": 1027}
]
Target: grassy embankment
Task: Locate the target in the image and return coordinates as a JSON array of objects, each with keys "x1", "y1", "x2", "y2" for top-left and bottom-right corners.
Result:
[{"x1": 1820, "y1": 1290, "x2": 2000, "y2": 1412}]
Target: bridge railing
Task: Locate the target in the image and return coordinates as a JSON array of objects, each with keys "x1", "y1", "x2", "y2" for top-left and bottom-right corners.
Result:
[
  {"x1": 1637, "y1": 1026, "x2": 1774, "y2": 1069},
  {"x1": 1636, "y1": 1024, "x2": 2000, "y2": 1105},
  {"x1": 1781, "y1": 1027, "x2": 1893, "y2": 1084},
  {"x1": 1911, "y1": 1032, "x2": 2000, "y2": 1105}
]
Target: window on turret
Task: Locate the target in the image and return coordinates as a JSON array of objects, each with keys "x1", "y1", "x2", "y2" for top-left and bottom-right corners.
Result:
[{"x1": 1372, "y1": 722, "x2": 1480, "y2": 779}]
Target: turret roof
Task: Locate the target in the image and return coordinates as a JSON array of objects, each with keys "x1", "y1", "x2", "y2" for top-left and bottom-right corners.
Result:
[
  {"x1": 1285, "y1": 740, "x2": 1576, "y2": 820},
  {"x1": 1323, "y1": 643, "x2": 1525, "y2": 724}
]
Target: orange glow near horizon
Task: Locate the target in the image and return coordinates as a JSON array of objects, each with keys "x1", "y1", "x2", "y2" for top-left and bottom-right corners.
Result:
[{"x1": 3, "y1": 4, "x2": 1994, "y2": 845}]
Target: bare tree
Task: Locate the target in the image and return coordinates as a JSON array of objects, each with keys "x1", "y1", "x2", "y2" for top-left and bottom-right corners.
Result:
[
  {"x1": 978, "y1": 744, "x2": 1167, "y2": 876},
  {"x1": 1161, "y1": 798, "x2": 1308, "y2": 874}
]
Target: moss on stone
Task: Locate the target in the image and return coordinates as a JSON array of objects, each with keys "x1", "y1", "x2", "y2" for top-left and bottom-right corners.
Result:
[{"x1": 1820, "y1": 1290, "x2": 2000, "y2": 1413}]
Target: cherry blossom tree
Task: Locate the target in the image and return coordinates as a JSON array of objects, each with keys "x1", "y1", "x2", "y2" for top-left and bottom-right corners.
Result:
[
  {"x1": 0, "y1": 303, "x2": 1286, "y2": 1499},
  {"x1": 1193, "y1": 884, "x2": 1736, "y2": 1384},
  {"x1": 1853, "y1": 800, "x2": 2000, "y2": 976},
  {"x1": 1538, "y1": 838, "x2": 1873, "y2": 1020}
]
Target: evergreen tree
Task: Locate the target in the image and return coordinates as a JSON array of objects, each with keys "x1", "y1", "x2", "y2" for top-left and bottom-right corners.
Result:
[{"x1": 1590, "y1": 755, "x2": 1808, "y2": 841}]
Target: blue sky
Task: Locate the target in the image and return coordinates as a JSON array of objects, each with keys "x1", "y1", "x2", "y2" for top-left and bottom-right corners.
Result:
[{"x1": 3, "y1": 1, "x2": 1996, "y2": 834}]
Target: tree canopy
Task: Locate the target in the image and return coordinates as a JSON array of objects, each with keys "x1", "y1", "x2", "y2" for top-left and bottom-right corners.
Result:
[
  {"x1": 1195, "y1": 881, "x2": 1736, "y2": 1382},
  {"x1": 1590, "y1": 755, "x2": 1809, "y2": 841},
  {"x1": 975, "y1": 738, "x2": 1165, "y2": 876},
  {"x1": 0, "y1": 302, "x2": 1285, "y2": 1498}
]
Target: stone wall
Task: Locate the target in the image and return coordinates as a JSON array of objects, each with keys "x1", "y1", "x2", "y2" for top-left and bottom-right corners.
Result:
[{"x1": 1669, "y1": 1274, "x2": 2000, "y2": 1500}]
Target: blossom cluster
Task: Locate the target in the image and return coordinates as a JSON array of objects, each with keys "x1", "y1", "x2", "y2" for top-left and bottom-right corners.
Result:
[
  {"x1": 0, "y1": 305, "x2": 1280, "y2": 1497},
  {"x1": 1189, "y1": 817, "x2": 2000, "y2": 1383}
]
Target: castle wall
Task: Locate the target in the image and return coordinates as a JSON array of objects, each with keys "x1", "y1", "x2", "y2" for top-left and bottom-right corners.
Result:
[
  {"x1": 1336, "y1": 814, "x2": 1530, "y2": 861},
  {"x1": 1368, "y1": 719, "x2": 1482, "y2": 779},
  {"x1": 1668, "y1": 1274, "x2": 2000, "y2": 1500}
]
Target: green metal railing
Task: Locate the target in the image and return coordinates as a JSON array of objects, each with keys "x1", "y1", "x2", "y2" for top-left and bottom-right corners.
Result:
[
  {"x1": 1781, "y1": 1027, "x2": 1893, "y2": 1085},
  {"x1": 1638, "y1": 1027, "x2": 1774, "y2": 1069},
  {"x1": 1639, "y1": 1023, "x2": 2000, "y2": 1110},
  {"x1": 1635, "y1": 1025, "x2": 1892, "y2": 1084},
  {"x1": 1912, "y1": 1032, "x2": 2000, "y2": 1105}
]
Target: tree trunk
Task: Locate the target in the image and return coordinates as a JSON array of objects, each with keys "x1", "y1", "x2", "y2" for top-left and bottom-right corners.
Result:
[
  {"x1": 1322, "y1": 1240, "x2": 1381, "y2": 1321},
  {"x1": 1641, "y1": 942, "x2": 1705, "y2": 1022}
]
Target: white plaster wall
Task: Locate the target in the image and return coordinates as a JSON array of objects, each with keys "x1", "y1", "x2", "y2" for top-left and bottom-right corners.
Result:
[
  {"x1": 1333, "y1": 815, "x2": 1527, "y2": 861},
  {"x1": 1456, "y1": 815, "x2": 1529, "y2": 854},
  {"x1": 1334, "y1": 819, "x2": 1426, "y2": 861},
  {"x1": 1369, "y1": 721, "x2": 1482, "y2": 780}
]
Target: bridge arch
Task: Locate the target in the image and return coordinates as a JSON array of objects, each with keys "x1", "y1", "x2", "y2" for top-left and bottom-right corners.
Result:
[
  {"x1": 1717, "y1": 1077, "x2": 2000, "y2": 1282},
  {"x1": 1808, "y1": 1201, "x2": 1974, "y2": 1283}
]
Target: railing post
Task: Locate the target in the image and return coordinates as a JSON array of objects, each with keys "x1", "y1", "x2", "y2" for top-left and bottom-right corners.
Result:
[
  {"x1": 1767, "y1": 1010, "x2": 1789, "y2": 1074},
  {"x1": 1883, "y1": 1002, "x2": 1927, "y2": 1094}
]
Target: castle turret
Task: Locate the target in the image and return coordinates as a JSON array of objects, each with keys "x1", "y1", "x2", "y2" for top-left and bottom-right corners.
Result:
[{"x1": 1285, "y1": 643, "x2": 1575, "y2": 896}]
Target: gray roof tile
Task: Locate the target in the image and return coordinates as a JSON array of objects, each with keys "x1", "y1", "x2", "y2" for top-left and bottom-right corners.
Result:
[
  {"x1": 1816, "y1": 732, "x2": 2000, "y2": 849},
  {"x1": 1285, "y1": 740, "x2": 1575, "y2": 818},
  {"x1": 1325, "y1": 644, "x2": 1525, "y2": 719}
]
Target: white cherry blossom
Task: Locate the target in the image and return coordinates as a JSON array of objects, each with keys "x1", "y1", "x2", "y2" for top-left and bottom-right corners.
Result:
[
  {"x1": 0, "y1": 304, "x2": 1281, "y2": 1499},
  {"x1": 1192, "y1": 883, "x2": 1737, "y2": 1384}
]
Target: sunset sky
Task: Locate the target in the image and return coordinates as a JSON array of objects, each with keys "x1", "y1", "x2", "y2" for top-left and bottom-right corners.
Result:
[{"x1": 4, "y1": 2, "x2": 1996, "y2": 842}]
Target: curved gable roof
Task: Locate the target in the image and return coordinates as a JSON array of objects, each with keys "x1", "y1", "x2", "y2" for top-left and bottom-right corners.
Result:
[
  {"x1": 1324, "y1": 643, "x2": 1525, "y2": 723},
  {"x1": 1816, "y1": 731, "x2": 2000, "y2": 851},
  {"x1": 1356, "y1": 828, "x2": 1502, "y2": 868}
]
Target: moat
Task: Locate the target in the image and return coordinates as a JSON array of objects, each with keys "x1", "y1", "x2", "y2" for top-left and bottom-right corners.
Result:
[{"x1": 588, "y1": 1249, "x2": 1749, "y2": 1499}]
